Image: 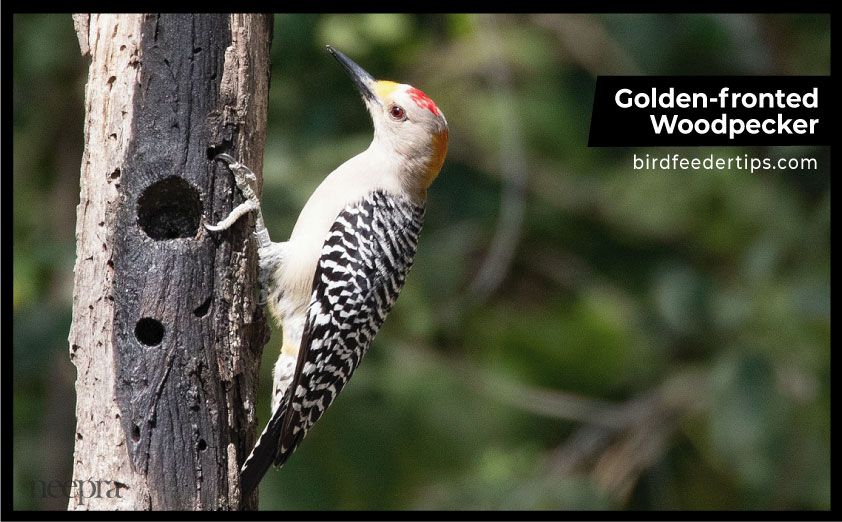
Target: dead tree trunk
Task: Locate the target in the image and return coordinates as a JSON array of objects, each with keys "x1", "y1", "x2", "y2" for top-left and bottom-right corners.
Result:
[{"x1": 68, "y1": 13, "x2": 272, "y2": 510}]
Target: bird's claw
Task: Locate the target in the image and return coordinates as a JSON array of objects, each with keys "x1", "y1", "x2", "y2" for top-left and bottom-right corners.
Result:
[
  {"x1": 204, "y1": 154, "x2": 265, "y2": 234},
  {"x1": 215, "y1": 153, "x2": 261, "y2": 200}
]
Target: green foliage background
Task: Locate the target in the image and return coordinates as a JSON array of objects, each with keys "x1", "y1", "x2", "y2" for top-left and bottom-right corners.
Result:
[{"x1": 12, "y1": 13, "x2": 830, "y2": 510}]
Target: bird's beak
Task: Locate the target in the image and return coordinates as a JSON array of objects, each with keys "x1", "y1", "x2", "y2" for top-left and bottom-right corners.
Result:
[{"x1": 327, "y1": 45, "x2": 381, "y2": 107}]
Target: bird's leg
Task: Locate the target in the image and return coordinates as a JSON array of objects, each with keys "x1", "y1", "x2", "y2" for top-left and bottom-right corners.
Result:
[{"x1": 206, "y1": 153, "x2": 273, "y2": 304}]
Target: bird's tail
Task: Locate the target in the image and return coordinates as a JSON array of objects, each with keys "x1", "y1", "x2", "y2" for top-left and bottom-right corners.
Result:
[{"x1": 240, "y1": 398, "x2": 287, "y2": 497}]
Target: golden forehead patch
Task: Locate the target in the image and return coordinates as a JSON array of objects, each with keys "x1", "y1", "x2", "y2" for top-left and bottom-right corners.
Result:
[{"x1": 374, "y1": 80, "x2": 401, "y2": 100}]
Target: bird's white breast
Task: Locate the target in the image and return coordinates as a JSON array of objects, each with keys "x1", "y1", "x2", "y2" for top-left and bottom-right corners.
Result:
[{"x1": 274, "y1": 144, "x2": 408, "y2": 315}]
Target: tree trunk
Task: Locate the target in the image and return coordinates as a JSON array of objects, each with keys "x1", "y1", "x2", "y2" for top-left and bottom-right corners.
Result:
[{"x1": 67, "y1": 13, "x2": 272, "y2": 510}]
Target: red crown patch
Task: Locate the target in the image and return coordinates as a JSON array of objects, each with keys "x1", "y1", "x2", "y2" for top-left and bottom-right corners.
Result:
[{"x1": 407, "y1": 87, "x2": 439, "y2": 116}]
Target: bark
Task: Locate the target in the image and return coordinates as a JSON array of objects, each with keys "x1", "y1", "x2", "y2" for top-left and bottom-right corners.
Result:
[{"x1": 67, "y1": 13, "x2": 272, "y2": 510}]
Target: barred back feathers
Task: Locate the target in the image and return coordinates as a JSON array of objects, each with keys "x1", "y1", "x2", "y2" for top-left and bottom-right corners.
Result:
[{"x1": 240, "y1": 191, "x2": 424, "y2": 492}]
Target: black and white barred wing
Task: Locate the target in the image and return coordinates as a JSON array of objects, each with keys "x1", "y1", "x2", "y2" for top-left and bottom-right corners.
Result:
[{"x1": 276, "y1": 191, "x2": 425, "y2": 467}]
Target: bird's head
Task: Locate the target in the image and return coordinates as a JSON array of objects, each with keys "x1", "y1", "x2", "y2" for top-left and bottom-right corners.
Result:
[{"x1": 327, "y1": 45, "x2": 448, "y2": 193}]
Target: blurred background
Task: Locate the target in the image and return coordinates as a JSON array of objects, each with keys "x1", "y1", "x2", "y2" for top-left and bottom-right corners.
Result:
[{"x1": 12, "y1": 14, "x2": 829, "y2": 510}]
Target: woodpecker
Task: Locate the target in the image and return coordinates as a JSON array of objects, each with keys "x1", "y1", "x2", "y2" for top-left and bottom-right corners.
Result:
[{"x1": 206, "y1": 46, "x2": 448, "y2": 496}]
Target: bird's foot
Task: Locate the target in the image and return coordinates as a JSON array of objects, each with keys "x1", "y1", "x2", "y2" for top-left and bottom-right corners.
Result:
[{"x1": 204, "y1": 154, "x2": 267, "y2": 241}]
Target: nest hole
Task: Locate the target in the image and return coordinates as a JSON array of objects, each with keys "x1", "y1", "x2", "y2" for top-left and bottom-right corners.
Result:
[
  {"x1": 135, "y1": 317, "x2": 165, "y2": 346},
  {"x1": 137, "y1": 177, "x2": 202, "y2": 240}
]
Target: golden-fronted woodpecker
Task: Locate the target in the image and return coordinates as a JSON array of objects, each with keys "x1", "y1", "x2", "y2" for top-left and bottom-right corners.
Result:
[{"x1": 206, "y1": 45, "x2": 448, "y2": 495}]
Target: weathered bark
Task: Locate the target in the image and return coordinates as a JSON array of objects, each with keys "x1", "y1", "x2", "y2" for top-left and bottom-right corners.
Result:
[{"x1": 68, "y1": 13, "x2": 272, "y2": 510}]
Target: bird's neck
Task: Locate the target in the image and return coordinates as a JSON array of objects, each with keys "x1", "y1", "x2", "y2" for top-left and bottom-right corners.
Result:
[{"x1": 369, "y1": 128, "x2": 447, "y2": 201}]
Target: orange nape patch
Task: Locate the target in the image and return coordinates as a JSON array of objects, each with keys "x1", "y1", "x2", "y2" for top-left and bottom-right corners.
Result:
[
  {"x1": 424, "y1": 128, "x2": 449, "y2": 188},
  {"x1": 374, "y1": 80, "x2": 401, "y2": 100}
]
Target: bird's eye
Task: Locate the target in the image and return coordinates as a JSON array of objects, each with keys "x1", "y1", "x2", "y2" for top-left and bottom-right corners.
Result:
[{"x1": 389, "y1": 105, "x2": 406, "y2": 120}]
